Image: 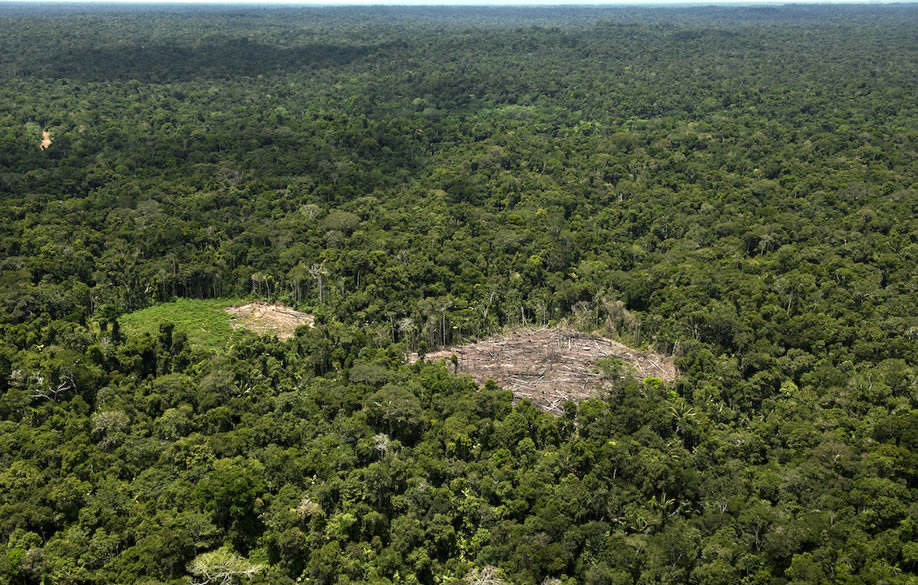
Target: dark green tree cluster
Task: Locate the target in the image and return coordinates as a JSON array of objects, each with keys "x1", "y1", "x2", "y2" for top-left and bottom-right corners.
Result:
[{"x1": 0, "y1": 5, "x2": 916, "y2": 585}]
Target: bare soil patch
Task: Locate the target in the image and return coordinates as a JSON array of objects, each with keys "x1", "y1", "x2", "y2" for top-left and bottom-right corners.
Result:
[
  {"x1": 410, "y1": 328, "x2": 677, "y2": 414},
  {"x1": 225, "y1": 302, "x2": 313, "y2": 340},
  {"x1": 40, "y1": 130, "x2": 52, "y2": 150}
]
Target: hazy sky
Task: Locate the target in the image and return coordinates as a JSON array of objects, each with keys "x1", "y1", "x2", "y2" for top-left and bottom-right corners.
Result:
[{"x1": 3, "y1": 0, "x2": 896, "y2": 4}]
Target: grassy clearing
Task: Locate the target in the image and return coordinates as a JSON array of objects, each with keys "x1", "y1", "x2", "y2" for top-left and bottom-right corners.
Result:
[{"x1": 119, "y1": 298, "x2": 243, "y2": 351}]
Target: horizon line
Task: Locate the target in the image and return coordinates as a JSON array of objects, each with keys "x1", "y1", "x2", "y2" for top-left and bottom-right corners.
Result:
[{"x1": 2, "y1": 0, "x2": 915, "y2": 5}]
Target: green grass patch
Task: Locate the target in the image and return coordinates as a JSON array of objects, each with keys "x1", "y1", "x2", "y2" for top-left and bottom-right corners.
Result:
[{"x1": 119, "y1": 298, "x2": 243, "y2": 351}]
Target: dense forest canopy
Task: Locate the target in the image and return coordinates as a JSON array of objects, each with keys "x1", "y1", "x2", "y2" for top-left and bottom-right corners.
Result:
[{"x1": 0, "y1": 4, "x2": 916, "y2": 585}]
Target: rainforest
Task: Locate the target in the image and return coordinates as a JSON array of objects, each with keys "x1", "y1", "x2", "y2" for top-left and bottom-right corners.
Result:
[{"x1": 0, "y1": 4, "x2": 916, "y2": 585}]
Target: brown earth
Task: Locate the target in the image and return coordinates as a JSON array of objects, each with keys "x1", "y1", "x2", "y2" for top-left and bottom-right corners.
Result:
[
  {"x1": 409, "y1": 328, "x2": 677, "y2": 414},
  {"x1": 225, "y1": 302, "x2": 313, "y2": 340},
  {"x1": 40, "y1": 130, "x2": 52, "y2": 150}
]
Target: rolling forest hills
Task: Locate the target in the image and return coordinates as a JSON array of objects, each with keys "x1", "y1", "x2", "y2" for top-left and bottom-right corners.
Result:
[{"x1": 0, "y1": 5, "x2": 916, "y2": 585}]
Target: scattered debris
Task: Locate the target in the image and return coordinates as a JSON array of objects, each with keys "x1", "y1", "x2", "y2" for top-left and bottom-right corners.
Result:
[
  {"x1": 409, "y1": 328, "x2": 677, "y2": 414},
  {"x1": 225, "y1": 302, "x2": 313, "y2": 340}
]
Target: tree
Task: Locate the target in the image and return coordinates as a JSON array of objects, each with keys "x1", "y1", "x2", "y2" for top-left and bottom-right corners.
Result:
[
  {"x1": 187, "y1": 547, "x2": 264, "y2": 585},
  {"x1": 308, "y1": 263, "x2": 329, "y2": 305},
  {"x1": 367, "y1": 384, "x2": 423, "y2": 441}
]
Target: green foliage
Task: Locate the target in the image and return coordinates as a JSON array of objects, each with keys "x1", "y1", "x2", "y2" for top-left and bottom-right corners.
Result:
[{"x1": 0, "y1": 4, "x2": 916, "y2": 585}]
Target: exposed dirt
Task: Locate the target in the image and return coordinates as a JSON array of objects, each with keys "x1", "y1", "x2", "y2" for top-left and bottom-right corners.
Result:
[
  {"x1": 225, "y1": 302, "x2": 313, "y2": 340},
  {"x1": 40, "y1": 130, "x2": 52, "y2": 150},
  {"x1": 409, "y1": 328, "x2": 677, "y2": 414}
]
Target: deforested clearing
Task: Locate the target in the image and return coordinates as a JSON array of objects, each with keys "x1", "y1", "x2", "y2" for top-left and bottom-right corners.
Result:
[
  {"x1": 225, "y1": 302, "x2": 314, "y2": 340},
  {"x1": 410, "y1": 328, "x2": 677, "y2": 414}
]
